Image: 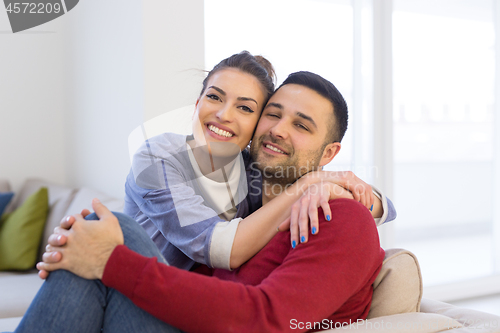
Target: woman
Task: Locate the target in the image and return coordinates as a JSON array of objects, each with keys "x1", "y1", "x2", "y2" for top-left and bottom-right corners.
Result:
[{"x1": 122, "y1": 51, "x2": 391, "y2": 272}]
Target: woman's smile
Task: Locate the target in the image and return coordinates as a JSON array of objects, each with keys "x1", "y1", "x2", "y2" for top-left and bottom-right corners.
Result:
[{"x1": 206, "y1": 123, "x2": 235, "y2": 139}]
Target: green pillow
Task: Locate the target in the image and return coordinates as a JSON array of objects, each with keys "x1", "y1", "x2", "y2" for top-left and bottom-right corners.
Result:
[{"x1": 0, "y1": 188, "x2": 49, "y2": 270}]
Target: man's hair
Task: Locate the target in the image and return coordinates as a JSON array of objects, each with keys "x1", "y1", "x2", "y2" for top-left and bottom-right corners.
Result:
[{"x1": 277, "y1": 71, "x2": 348, "y2": 143}]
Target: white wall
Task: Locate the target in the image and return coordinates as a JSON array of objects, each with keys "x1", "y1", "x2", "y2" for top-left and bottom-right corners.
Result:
[
  {"x1": 0, "y1": 8, "x2": 67, "y2": 192},
  {"x1": 143, "y1": 0, "x2": 205, "y2": 122},
  {"x1": 63, "y1": 0, "x2": 144, "y2": 199},
  {"x1": 1, "y1": 0, "x2": 205, "y2": 199}
]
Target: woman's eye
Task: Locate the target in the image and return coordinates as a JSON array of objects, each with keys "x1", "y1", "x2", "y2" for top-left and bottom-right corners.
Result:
[
  {"x1": 207, "y1": 94, "x2": 220, "y2": 101},
  {"x1": 239, "y1": 106, "x2": 254, "y2": 113}
]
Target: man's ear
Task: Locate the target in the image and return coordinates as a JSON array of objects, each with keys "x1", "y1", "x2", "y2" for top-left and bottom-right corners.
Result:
[{"x1": 318, "y1": 142, "x2": 341, "y2": 167}]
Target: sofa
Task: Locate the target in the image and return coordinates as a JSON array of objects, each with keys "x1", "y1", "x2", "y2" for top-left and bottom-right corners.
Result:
[
  {"x1": 0, "y1": 178, "x2": 124, "y2": 331},
  {"x1": 0, "y1": 178, "x2": 499, "y2": 332}
]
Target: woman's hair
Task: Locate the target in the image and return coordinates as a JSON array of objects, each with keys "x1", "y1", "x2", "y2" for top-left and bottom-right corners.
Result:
[{"x1": 200, "y1": 51, "x2": 276, "y2": 101}]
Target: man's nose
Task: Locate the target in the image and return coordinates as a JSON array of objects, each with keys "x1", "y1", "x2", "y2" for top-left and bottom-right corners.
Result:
[{"x1": 269, "y1": 119, "x2": 289, "y2": 140}]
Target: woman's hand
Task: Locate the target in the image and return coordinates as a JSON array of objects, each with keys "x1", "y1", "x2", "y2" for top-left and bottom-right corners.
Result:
[
  {"x1": 299, "y1": 170, "x2": 374, "y2": 210},
  {"x1": 279, "y1": 182, "x2": 354, "y2": 248}
]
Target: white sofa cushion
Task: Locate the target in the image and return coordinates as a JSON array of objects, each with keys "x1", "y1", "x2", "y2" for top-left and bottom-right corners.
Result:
[
  {"x1": 420, "y1": 299, "x2": 500, "y2": 332},
  {"x1": 6, "y1": 179, "x2": 72, "y2": 214},
  {"x1": 64, "y1": 187, "x2": 124, "y2": 217},
  {"x1": 333, "y1": 312, "x2": 463, "y2": 332},
  {"x1": 0, "y1": 316, "x2": 22, "y2": 332},
  {"x1": 0, "y1": 271, "x2": 43, "y2": 319}
]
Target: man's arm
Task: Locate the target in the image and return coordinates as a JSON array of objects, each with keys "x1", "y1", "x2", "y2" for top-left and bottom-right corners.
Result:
[
  {"x1": 102, "y1": 200, "x2": 384, "y2": 332},
  {"x1": 39, "y1": 200, "x2": 384, "y2": 332}
]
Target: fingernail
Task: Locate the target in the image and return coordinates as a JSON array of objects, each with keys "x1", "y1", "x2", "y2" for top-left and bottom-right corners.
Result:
[
  {"x1": 370, "y1": 205, "x2": 373, "y2": 211},
  {"x1": 65, "y1": 216, "x2": 71, "y2": 222},
  {"x1": 326, "y1": 215, "x2": 331, "y2": 221},
  {"x1": 93, "y1": 198, "x2": 101, "y2": 204},
  {"x1": 57, "y1": 235, "x2": 62, "y2": 242},
  {"x1": 292, "y1": 240, "x2": 296, "y2": 249},
  {"x1": 312, "y1": 227, "x2": 317, "y2": 234},
  {"x1": 301, "y1": 236, "x2": 305, "y2": 243}
]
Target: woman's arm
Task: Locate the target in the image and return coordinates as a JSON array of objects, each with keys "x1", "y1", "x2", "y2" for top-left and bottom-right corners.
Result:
[
  {"x1": 229, "y1": 170, "x2": 395, "y2": 268},
  {"x1": 128, "y1": 134, "x2": 393, "y2": 270}
]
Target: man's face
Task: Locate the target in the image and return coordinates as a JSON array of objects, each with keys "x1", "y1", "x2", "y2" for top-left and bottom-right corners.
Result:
[{"x1": 250, "y1": 84, "x2": 340, "y2": 185}]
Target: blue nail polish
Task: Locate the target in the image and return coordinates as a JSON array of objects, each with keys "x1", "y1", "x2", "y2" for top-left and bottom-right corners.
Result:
[
  {"x1": 312, "y1": 227, "x2": 317, "y2": 234},
  {"x1": 301, "y1": 236, "x2": 305, "y2": 243},
  {"x1": 292, "y1": 240, "x2": 296, "y2": 248},
  {"x1": 370, "y1": 204, "x2": 374, "y2": 211},
  {"x1": 326, "y1": 215, "x2": 331, "y2": 221}
]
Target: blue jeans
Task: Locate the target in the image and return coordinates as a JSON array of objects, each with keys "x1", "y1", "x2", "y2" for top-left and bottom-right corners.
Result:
[{"x1": 13, "y1": 213, "x2": 182, "y2": 333}]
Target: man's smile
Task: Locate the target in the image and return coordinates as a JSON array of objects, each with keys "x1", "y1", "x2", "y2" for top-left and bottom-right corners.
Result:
[{"x1": 262, "y1": 141, "x2": 289, "y2": 155}]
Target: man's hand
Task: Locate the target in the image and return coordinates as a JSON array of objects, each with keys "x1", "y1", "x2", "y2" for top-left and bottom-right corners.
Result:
[
  {"x1": 36, "y1": 199, "x2": 124, "y2": 280},
  {"x1": 280, "y1": 182, "x2": 354, "y2": 247},
  {"x1": 38, "y1": 208, "x2": 92, "y2": 279}
]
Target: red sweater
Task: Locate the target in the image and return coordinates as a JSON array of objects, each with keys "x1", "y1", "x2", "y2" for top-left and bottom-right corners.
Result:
[{"x1": 102, "y1": 199, "x2": 385, "y2": 333}]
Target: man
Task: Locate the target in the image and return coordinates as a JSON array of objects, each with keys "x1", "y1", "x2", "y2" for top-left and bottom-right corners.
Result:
[{"x1": 23, "y1": 72, "x2": 393, "y2": 333}]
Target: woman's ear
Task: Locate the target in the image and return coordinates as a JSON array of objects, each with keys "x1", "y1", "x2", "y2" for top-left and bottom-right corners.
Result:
[
  {"x1": 318, "y1": 142, "x2": 341, "y2": 167},
  {"x1": 192, "y1": 98, "x2": 200, "y2": 120}
]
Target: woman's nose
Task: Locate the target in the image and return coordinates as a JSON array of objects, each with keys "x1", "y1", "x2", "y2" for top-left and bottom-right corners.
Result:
[{"x1": 216, "y1": 106, "x2": 232, "y2": 122}]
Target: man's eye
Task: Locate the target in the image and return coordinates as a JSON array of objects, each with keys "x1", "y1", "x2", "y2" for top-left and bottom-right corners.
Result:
[
  {"x1": 267, "y1": 113, "x2": 280, "y2": 118},
  {"x1": 239, "y1": 106, "x2": 254, "y2": 113},
  {"x1": 296, "y1": 124, "x2": 309, "y2": 131}
]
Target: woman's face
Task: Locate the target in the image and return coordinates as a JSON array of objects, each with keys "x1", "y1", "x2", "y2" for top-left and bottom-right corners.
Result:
[{"x1": 192, "y1": 68, "x2": 267, "y2": 153}]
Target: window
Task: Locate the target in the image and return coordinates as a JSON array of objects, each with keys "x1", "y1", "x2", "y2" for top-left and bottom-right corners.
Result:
[
  {"x1": 205, "y1": 0, "x2": 354, "y2": 167},
  {"x1": 205, "y1": 0, "x2": 500, "y2": 298},
  {"x1": 392, "y1": 0, "x2": 496, "y2": 287}
]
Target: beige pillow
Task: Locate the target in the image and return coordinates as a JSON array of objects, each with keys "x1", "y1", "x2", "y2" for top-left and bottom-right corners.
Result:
[{"x1": 367, "y1": 248, "x2": 423, "y2": 319}]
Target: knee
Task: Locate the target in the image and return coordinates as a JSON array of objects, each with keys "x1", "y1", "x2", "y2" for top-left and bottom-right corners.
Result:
[
  {"x1": 85, "y1": 211, "x2": 135, "y2": 225},
  {"x1": 85, "y1": 212, "x2": 98, "y2": 220},
  {"x1": 84, "y1": 211, "x2": 141, "y2": 237},
  {"x1": 46, "y1": 268, "x2": 73, "y2": 281}
]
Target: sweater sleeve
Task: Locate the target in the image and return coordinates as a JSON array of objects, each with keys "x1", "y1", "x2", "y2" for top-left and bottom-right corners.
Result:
[
  {"x1": 371, "y1": 185, "x2": 397, "y2": 226},
  {"x1": 102, "y1": 199, "x2": 385, "y2": 333},
  {"x1": 127, "y1": 134, "x2": 242, "y2": 269}
]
